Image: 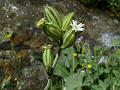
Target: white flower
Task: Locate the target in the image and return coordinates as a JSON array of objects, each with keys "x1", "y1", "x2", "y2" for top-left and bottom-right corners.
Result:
[
  {"x1": 81, "y1": 70, "x2": 85, "y2": 73},
  {"x1": 70, "y1": 20, "x2": 85, "y2": 32},
  {"x1": 98, "y1": 56, "x2": 106, "y2": 65}
]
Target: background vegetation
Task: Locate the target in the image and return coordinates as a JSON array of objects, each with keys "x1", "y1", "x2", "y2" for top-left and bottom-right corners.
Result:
[{"x1": 80, "y1": 0, "x2": 120, "y2": 20}]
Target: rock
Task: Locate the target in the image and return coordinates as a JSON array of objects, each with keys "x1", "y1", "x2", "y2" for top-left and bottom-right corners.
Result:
[
  {"x1": 15, "y1": 50, "x2": 30, "y2": 60},
  {"x1": 11, "y1": 30, "x2": 32, "y2": 46},
  {"x1": 31, "y1": 34, "x2": 48, "y2": 53},
  {"x1": 15, "y1": 61, "x2": 48, "y2": 90},
  {"x1": 0, "y1": 60, "x2": 14, "y2": 89}
]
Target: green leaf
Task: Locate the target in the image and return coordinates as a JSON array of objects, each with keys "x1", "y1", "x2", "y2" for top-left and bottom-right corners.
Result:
[
  {"x1": 91, "y1": 85, "x2": 102, "y2": 90},
  {"x1": 60, "y1": 46, "x2": 79, "y2": 73},
  {"x1": 116, "y1": 78, "x2": 120, "y2": 87},
  {"x1": 99, "y1": 80, "x2": 108, "y2": 90},
  {"x1": 91, "y1": 79, "x2": 109, "y2": 90},
  {"x1": 64, "y1": 72, "x2": 84, "y2": 90},
  {"x1": 54, "y1": 62, "x2": 70, "y2": 78}
]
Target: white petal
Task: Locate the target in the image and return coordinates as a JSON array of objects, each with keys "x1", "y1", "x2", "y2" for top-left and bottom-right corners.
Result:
[
  {"x1": 70, "y1": 20, "x2": 85, "y2": 32},
  {"x1": 73, "y1": 20, "x2": 77, "y2": 25},
  {"x1": 77, "y1": 28, "x2": 84, "y2": 31},
  {"x1": 78, "y1": 23, "x2": 84, "y2": 27}
]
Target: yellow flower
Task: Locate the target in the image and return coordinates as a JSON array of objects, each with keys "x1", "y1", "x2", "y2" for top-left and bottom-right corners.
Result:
[
  {"x1": 87, "y1": 64, "x2": 92, "y2": 69},
  {"x1": 73, "y1": 52, "x2": 77, "y2": 57},
  {"x1": 5, "y1": 34, "x2": 11, "y2": 39},
  {"x1": 5, "y1": 32, "x2": 13, "y2": 40}
]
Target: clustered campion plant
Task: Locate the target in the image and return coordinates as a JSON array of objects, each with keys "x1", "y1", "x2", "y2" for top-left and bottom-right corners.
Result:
[
  {"x1": 37, "y1": 5, "x2": 120, "y2": 90},
  {"x1": 37, "y1": 5, "x2": 84, "y2": 90}
]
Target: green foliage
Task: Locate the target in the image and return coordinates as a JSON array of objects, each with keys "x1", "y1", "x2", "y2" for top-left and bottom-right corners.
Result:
[
  {"x1": 80, "y1": 0, "x2": 120, "y2": 20},
  {"x1": 37, "y1": 5, "x2": 75, "y2": 48},
  {"x1": 37, "y1": 5, "x2": 120, "y2": 90},
  {"x1": 53, "y1": 40, "x2": 120, "y2": 90},
  {"x1": 107, "y1": 0, "x2": 120, "y2": 11},
  {"x1": 112, "y1": 36, "x2": 120, "y2": 46},
  {"x1": 54, "y1": 61, "x2": 70, "y2": 78},
  {"x1": 64, "y1": 72, "x2": 84, "y2": 90},
  {"x1": 91, "y1": 79, "x2": 109, "y2": 90}
]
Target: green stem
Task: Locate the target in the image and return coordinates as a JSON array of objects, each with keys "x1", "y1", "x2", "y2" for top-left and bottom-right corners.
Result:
[
  {"x1": 52, "y1": 53, "x2": 59, "y2": 68},
  {"x1": 44, "y1": 48, "x2": 62, "y2": 90},
  {"x1": 44, "y1": 78, "x2": 51, "y2": 90},
  {"x1": 52, "y1": 48, "x2": 61, "y2": 69},
  {"x1": 113, "y1": 76, "x2": 120, "y2": 90}
]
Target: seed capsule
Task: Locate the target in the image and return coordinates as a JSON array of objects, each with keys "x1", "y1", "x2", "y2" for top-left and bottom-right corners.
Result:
[
  {"x1": 44, "y1": 5, "x2": 61, "y2": 29},
  {"x1": 61, "y1": 30, "x2": 76, "y2": 49},
  {"x1": 45, "y1": 22, "x2": 62, "y2": 40},
  {"x1": 61, "y1": 12, "x2": 74, "y2": 32},
  {"x1": 42, "y1": 44, "x2": 54, "y2": 71}
]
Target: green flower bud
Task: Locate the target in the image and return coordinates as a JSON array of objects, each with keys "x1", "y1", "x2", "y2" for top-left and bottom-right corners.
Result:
[
  {"x1": 45, "y1": 22, "x2": 62, "y2": 40},
  {"x1": 44, "y1": 5, "x2": 61, "y2": 28},
  {"x1": 42, "y1": 44, "x2": 54, "y2": 71},
  {"x1": 61, "y1": 12, "x2": 74, "y2": 32},
  {"x1": 61, "y1": 30, "x2": 76, "y2": 49},
  {"x1": 36, "y1": 18, "x2": 45, "y2": 29}
]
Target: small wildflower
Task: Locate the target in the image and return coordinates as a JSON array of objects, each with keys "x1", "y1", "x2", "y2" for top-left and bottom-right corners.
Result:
[
  {"x1": 98, "y1": 56, "x2": 106, "y2": 65},
  {"x1": 73, "y1": 52, "x2": 77, "y2": 57},
  {"x1": 5, "y1": 31, "x2": 13, "y2": 40},
  {"x1": 81, "y1": 70, "x2": 85, "y2": 74},
  {"x1": 5, "y1": 34, "x2": 12, "y2": 39},
  {"x1": 87, "y1": 64, "x2": 92, "y2": 69},
  {"x1": 70, "y1": 20, "x2": 84, "y2": 32},
  {"x1": 75, "y1": 36, "x2": 83, "y2": 44}
]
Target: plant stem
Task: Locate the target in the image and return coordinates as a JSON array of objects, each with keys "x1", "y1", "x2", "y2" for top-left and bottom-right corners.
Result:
[
  {"x1": 52, "y1": 53, "x2": 59, "y2": 68},
  {"x1": 52, "y1": 48, "x2": 61, "y2": 69},
  {"x1": 44, "y1": 48, "x2": 61, "y2": 90},
  {"x1": 44, "y1": 78, "x2": 51, "y2": 90},
  {"x1": 113, "y1": 76, "x2": 120, "y2": 90}
]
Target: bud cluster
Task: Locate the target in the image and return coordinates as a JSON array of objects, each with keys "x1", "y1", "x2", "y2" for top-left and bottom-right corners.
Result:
[{"x1": 37, "y1": 5, "x2": 85, "y2": 50}]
